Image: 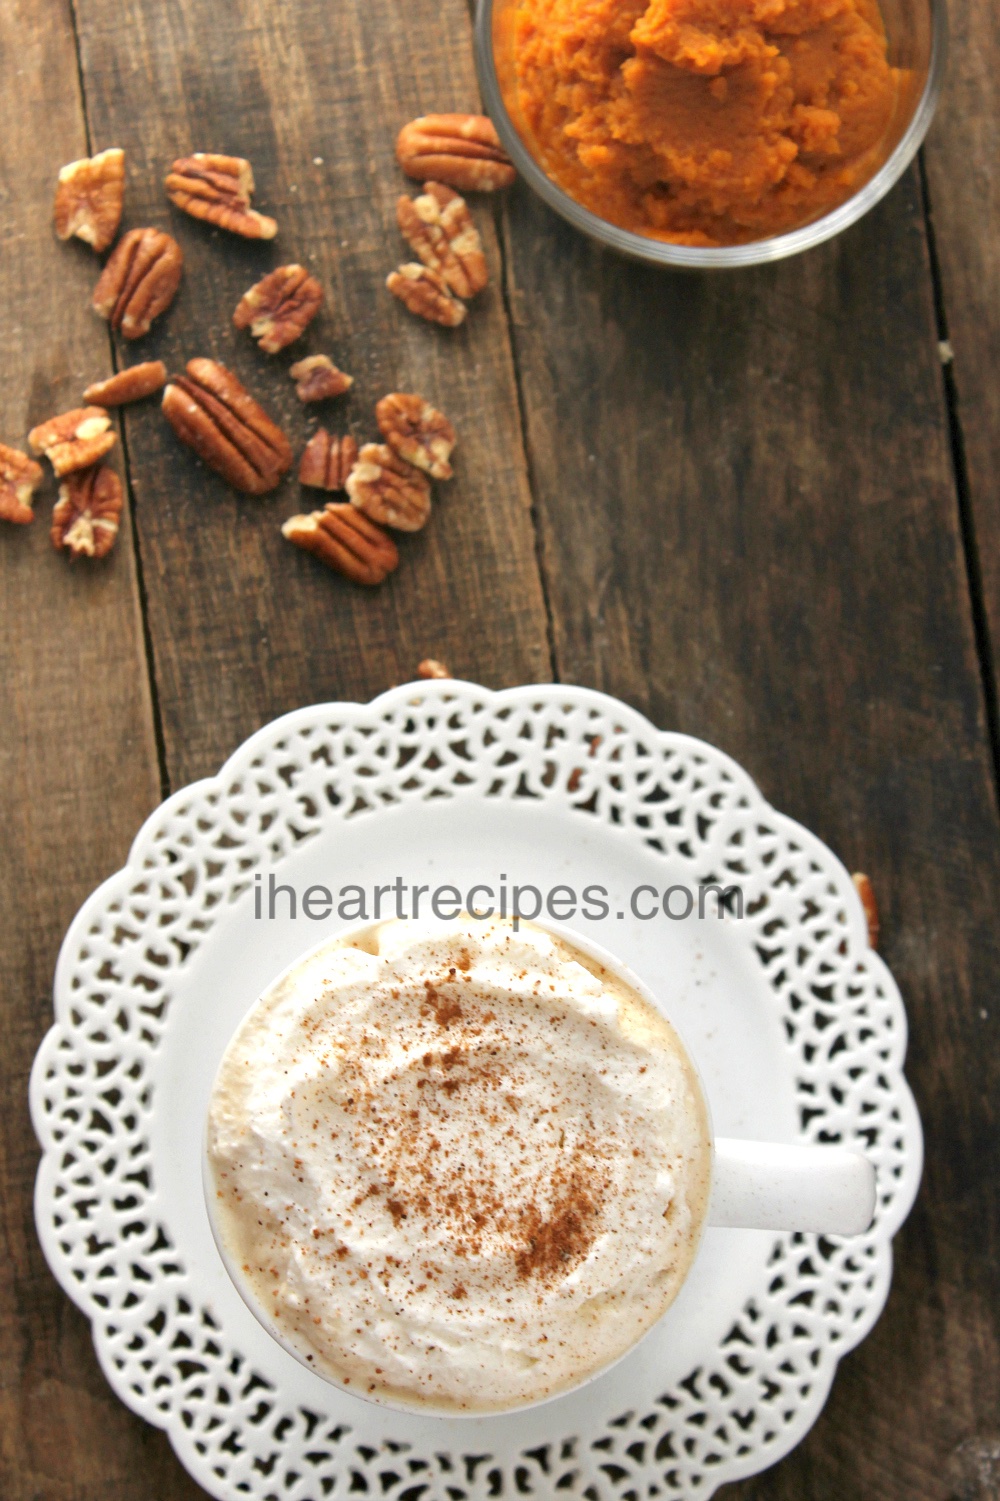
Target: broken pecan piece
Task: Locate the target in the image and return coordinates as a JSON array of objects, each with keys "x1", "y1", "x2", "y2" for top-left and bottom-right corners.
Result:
[
  {"x1": 282, "y1": 504, "x2": 398, "y2": 586},
  {"x1": 165, "y1": 153, "x2": 277, "y2": 239},
  {"x1": 162, "y1": 358, "x2": 292, "y2": 495},
  {"x1": 233, "y1": 265, "x2": 323, "y2": 353},
  {"x1": 53, "y1": 147, "x2": 125, "y2": 252},
  {"x1": 0, "y1": 442, "x2": 44, "y2": 524},
  {"x1": 346, "y1": 442, "x2": 431, "y2": 531},
  {"x1": 397, "y1": 183, "x2": 487, "y2": 299},
  {"x1": 51, "y1": 465, "x2": 123, "y2": 558},
  {"x1": 289, "y1": 355, "x2": 353, "y2": 403},
  {"x1": 396, "y1": 115, "x2": 515, "y2": 193},
  {"x1": 29, "y1": 407, "x2": 116, "y2": 477},
  {"x1": 387, "y1": 264, "x2": 466, "y2": 327},
  {"x1": 84, "y1": 361, "x2": 167, "y2": 407},
  {"x1": 299, "y1": 430, "x2": 358, "y2": 491},
  {"x1": 852, "y1": 872, "x2": 880, "y2": 950},
  {"x1": 417, "y1": 659, "x2": 451, "y2": 679},
  {"x1": 376, "y1": 393, "x2": 456, "y2": 480},
  {"x1": 92, "y1": 228, "x2": 183, "y2": 339}
]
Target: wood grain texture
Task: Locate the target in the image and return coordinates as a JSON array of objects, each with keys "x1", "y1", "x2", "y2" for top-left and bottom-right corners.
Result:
[
  {"x1": 0, "y1": 1, "x2": 171, "y2": 1496},
  {"x1": 501, "y1": 173, "x2": 1000, "y2": 1498},
  {"x1": 70, "y1": 0, "x2": 551, "y2": 791},
  {"x1": 921, "y1": 0, "x2": 1000, "y2": 707},
  {"x1": 4, "y1": 0, "x2": 997, "y2": 1496}
]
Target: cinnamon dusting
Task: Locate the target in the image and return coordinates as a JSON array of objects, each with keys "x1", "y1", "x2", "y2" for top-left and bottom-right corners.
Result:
[{"x1": 515, "y1": 1176, "x2": 599, "y2": 1282}]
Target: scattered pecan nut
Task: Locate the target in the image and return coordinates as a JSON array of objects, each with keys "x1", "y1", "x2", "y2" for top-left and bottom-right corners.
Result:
[
  {"x1": 397, "y1": 183, "x2": 487, "y2": 300},
  {"x1": 396, "y1": 115, "x2": 515, "y2": 193},
  {"x1": 232, "y1": 265, "x2": 323, "y2": 353},
  {"x1": 852, "y1": 873, "x2": 880, "y2": 949},
  {"x1": 346, "y1": 442, "x2": 431, "y2": 531},
  {"x1": 29, "y1": 407, "x2": 116, "y2": 477},
  {"x1": 387, "y1": 263, "x2": 466, "y2": 327},
  {"x1": 289, "y1": 355, "x2": 353, "y2": 403},
  {"x1": 92, "y1": 228, "x2": 183, "y2": 339},
  {"x1": 53, "y1": 147, "x2": 125, "y2": 252},
  {"x1": 418, "y1": 659, "x2": 451, "y2": 679},
  {"x1": 376, "y1": 393, "x2": 456, "y2": 480},
  {"x1": 51, "y1": 465, "x2": 123, "y2": 558},
  {"x1": 282, "y1": 504, "x2": 398, "y2": 586},
  {"x1": 84, "y1": 361, "x2": 167, "y2": 407},
  {"x1": 299, "y1": 430, "x2": 358, "y2": 491},
  {"x1": 162, "y1": 358, "x2": 292, "y2": 495},
  {"x1": 0, "y1": 442, "x2": 44, "y2": 524},
  {"x1": 165, "y1": 153, "x2": 277, "y2": 240}
]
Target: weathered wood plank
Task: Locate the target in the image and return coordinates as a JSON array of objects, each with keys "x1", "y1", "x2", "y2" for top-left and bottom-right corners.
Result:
[
  {"x1": 501, "y1": 173, "x2": 1000, "y2": 1497},
  {"x1": 71, "y1": 0, "x2": 551, "y2": 792},
  {"x1": 0, "y1": 2, "x2": 175, "y2": 1496},
  {"x1": 921, "y1": 0, "x2": 1000, "y2": 712},
  {"x1": 7, "y1": 1, "x2": 994, "y2": 1498}
]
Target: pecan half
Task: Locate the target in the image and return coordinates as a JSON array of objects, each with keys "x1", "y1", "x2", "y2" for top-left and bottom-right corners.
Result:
[
  {"x1": 299, "y1": 430, "x2": 358, "y2": 491},
  {"x1": 51, "y1": 465, "x2": 123, "y2": 558},
  {"x1": 417, "y1": 659, "x2": 451, "y2": 679},
  {"x1": 852, "y1": 872, "x2": 880, "y2": 949},
  {"x1": 376, "y1": 392, "x2": 456, "y2": 480},
  {"x1": 165, "y1": 153, "x2": 277, "y2": 239},
  {"x1": 162, "y1": 358, "x2": 292, "y2": 495},
  {"x1": 289, "y1": 355, "x2": 353, "y2": 403},
  {"x1": 233, "y1": 265, "x2": 323, "y2": 353},
  {"x1": 92, "y1": 228, "x2": 183, "y2": 339},
  {"x1": 396, "y1": 115, "x2": 515, "y2": 193},
  {"x1": 282, "y1": 505, "x2": 398, "y2": 586},
  {"x1": 84, "y1": 361, "x2": 167, "y2": 407},
  {"x1": 387, "y1": 264, "x2": 466, "y2": 327},
  {"x1": 0, "y1": 442, "x2": 43, "y2": 524},
  {"x1": 397, "y1": 183, "x2": 487, "y2": 299},
  {"x1": 29, "y1": 407, "x2": 116, "y2": 477},
  {"x1": 346, "y1": 442, "x2": 431, "y2": 531},
  {"x1": 53, "y1": 148, "x2": 125, "y2": 252}
]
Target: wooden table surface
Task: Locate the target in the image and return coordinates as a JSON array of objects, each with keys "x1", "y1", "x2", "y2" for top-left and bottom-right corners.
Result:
[{"x1": 2, "y1": 0, "x2": 998, "y2": 1496}]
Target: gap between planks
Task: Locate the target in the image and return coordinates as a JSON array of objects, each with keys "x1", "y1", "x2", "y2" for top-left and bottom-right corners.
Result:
[
  {"x1": 68, "y1": 0, "x2": 172, "y2": 801},
  {"x1": 918, "y1": 149, "x2": 1000, "y2": 810},
  {"x1": 492, "y1": 193, "x2": 561, "y2": 684}
]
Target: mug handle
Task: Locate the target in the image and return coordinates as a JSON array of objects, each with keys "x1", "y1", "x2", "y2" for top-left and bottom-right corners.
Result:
[{"x1": 709, "y1": 1139, "x2": 876, "y2": 1234}]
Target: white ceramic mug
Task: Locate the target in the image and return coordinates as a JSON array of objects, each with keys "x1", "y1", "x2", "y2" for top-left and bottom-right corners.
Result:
[{"x1": 204, "y1": 916, "x2": 877, "y2": 1413}]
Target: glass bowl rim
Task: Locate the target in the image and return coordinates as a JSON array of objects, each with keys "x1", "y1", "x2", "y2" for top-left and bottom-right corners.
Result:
[{"x1": 473, "y1": 0, "x2": 949, "y2": 269}]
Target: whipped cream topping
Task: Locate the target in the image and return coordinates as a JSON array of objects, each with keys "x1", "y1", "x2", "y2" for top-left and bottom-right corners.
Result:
[{"x1": 207, "y1": 918, "x2": 711, "y2": 1411}]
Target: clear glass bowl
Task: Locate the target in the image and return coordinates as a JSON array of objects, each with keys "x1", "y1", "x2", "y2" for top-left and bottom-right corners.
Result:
[{"x1": 474, "y1": 0, "x2": 948, "y2": 269}]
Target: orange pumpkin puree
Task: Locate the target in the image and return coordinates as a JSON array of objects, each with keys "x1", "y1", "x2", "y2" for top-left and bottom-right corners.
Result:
[{"x1": 506, "y1": 0, "x2": 904, "y2": 244}]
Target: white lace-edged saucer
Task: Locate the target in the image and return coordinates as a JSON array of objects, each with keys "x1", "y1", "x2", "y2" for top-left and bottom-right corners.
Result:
[{"x1": 31, "y1": 681, "x2": 922, "y2": 1500}]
